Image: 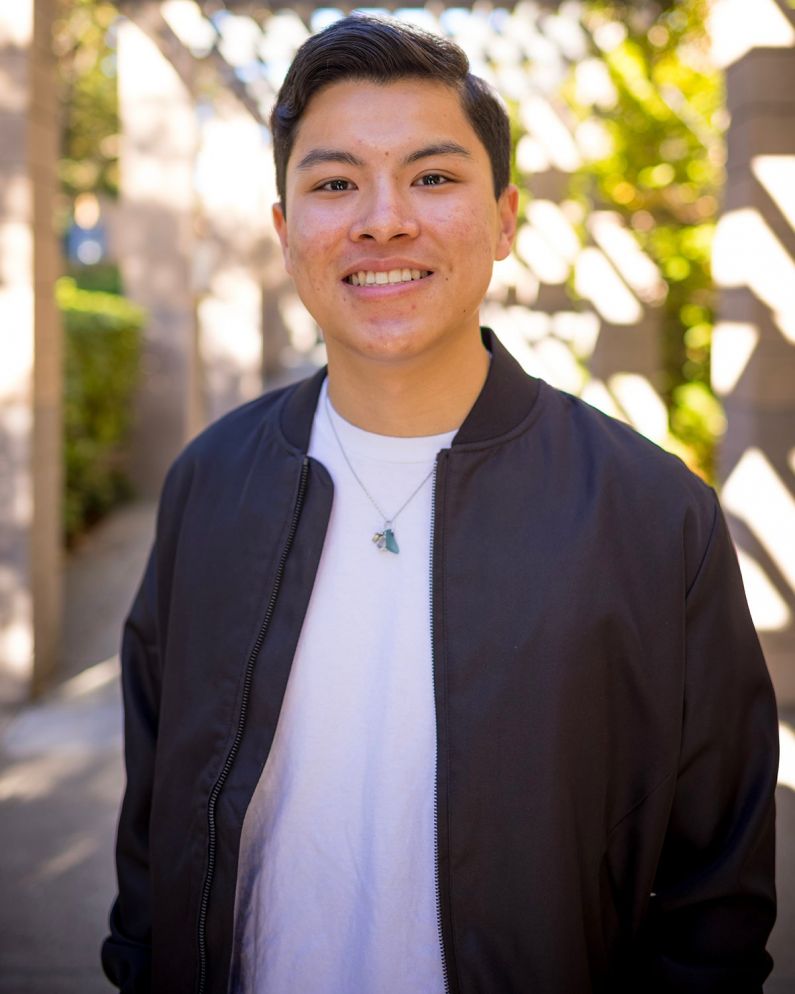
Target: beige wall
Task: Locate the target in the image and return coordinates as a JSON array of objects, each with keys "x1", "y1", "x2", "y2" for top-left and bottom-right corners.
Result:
[{"x1": 117, "y1": 10, "x2": 201, "y2": 497}]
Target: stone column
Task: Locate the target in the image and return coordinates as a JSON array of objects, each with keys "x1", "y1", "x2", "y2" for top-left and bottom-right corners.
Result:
[
  {"x1": 711, "y1": 0, "x2": 795, "y2": 704},
  {"x1": 0, "y1": 0, "x2": 62, "y2": 702},
  {"x1": 117, "y1": 9, "x2": 200, "y2": 496}
]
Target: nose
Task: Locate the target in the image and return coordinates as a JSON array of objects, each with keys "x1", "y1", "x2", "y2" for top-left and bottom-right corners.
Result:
[{"x1": 349, "y1": 181, "x2": 420, "y2": 242}]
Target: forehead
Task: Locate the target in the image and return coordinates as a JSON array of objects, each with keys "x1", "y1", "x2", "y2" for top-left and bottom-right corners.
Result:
[{"x1": 288, "y1": 77, "x2": 483, "y2": 165}]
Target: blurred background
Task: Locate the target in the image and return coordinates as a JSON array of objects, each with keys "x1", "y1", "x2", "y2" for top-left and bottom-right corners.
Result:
[{"x1": 0, "y1": 0, "x2": 793, "y2": 990}]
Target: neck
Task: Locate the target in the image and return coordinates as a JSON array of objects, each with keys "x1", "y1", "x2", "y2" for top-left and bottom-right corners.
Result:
[{"x1": 325, "y1": 333, "x2": 490, "y2": 437}]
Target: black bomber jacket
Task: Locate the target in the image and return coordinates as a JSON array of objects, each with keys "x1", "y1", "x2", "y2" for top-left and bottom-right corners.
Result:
[{"x1": 103, "y1": 330, "x2": 778, "y2": 994}]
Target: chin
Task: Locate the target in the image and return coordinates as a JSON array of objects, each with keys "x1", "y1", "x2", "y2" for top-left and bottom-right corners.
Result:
[{"x1": 339, "y1": 326, "x2": 437, "y2": 362}]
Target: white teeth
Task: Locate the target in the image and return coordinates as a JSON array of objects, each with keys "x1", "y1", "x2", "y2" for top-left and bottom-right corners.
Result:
[{"x1": 347, "y1": 269, "x2": 430, "y2": 286}]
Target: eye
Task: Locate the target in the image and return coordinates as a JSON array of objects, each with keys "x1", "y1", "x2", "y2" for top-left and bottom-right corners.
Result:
[
  {"x1": 415, "y1": 173, "x2": 450, "y2": 187},
  {"x1": 318, "y1": 178, "x2": 354, "y2": 192}
]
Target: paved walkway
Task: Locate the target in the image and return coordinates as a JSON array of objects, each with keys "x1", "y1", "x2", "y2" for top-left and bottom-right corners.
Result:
[
  {"x1": 0, "y1": 501, "x2": 153, "y2": 994},
  {"x1": 0, "y1": 499, "x2": 793, "y2": 992}
]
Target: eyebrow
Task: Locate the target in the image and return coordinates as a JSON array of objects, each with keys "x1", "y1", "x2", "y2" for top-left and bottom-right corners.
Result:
[
  {"x1": 295, "y1": 141, "x2": 473, "y2": 172},
  {"x1": 403, "y1": 142, "x2": 472, "y2": 165},
  {"x1": 295, "y1": 148, "x2": 365, "y2": 171}
]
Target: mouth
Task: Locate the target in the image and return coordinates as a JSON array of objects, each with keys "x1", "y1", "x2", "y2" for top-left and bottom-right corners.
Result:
[{"x1": 344, "y1": 268, "x2": 432, "y2": 287}]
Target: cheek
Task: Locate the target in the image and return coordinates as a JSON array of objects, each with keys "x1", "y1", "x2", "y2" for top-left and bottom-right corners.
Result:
[
  {"x1": 288, "y1": 230, "x2": 340, "y2": 287},
  {"x1": 452, "y1": 216, "x2": 502, "y2": 276},
  {"x1": 444, "y1": 205, "x2": 500, "y2": 255}
]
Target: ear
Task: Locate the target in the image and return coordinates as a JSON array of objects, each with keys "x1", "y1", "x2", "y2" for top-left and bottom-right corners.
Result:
[
  {"x1": 494, "y1": 183, "x2": 519, "y2": 261},
  {"x1": 272, "y1": 201, "x2": 292, "y2": 274}
]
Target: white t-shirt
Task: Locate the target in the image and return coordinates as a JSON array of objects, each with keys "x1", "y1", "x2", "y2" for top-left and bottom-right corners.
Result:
[{"x1": 230, "y1": 381, "x2": 455, "y2": 993}]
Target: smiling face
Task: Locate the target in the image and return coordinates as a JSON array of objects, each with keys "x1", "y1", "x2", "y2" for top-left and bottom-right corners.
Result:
[{"x1": 273, "y1": 78, "x2": 518, "y2": 375}]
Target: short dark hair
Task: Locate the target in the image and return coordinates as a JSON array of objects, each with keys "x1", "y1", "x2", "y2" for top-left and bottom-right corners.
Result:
[{"x1": 270, "y1": 14, "x2": 511, "y2": 209}]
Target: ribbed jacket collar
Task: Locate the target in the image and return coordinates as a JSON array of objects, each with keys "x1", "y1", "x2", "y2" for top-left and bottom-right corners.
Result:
[{"x1": 279, "y1": 327, "x2": 541, "y2": 452}]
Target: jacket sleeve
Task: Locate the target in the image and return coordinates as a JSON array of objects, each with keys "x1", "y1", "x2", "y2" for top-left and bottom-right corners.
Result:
[
  {"x1": 101, "y1": 542, "x2": 161, "y2": 993},
  {"x1": 643, "y1": 496, "x2": 778, "y2": 992}
]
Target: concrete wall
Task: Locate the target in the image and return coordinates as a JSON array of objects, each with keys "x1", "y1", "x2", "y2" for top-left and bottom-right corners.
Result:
[
  {"x1": 116, "y1": 9, "x2": 201, "y2": 497},
  {"x1": 193, "y1": 92, "x2": 271, "y2": 425},
  {"x1": 117, "y1": 7, "x2": 292, "y2": 490},
  {"x1": 712, "y1": 0, "x2": 795, "y2": 704},
  {"x1": 0, "y1": 0, "x2": 62, "y2": 703}
]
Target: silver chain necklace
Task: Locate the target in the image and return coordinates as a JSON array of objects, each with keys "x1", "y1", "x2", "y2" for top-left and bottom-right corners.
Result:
[{"x1": 325, "y1": 395, "x2": 436, "y2": 554}]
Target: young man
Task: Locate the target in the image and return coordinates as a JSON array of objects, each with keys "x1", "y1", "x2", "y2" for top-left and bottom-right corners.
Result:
[{"x1": 103, "y1": 14, "x2": 778, "y2": 994}]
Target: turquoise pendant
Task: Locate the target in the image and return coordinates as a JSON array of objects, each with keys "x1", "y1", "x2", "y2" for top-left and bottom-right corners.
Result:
[{"x1": 372, "y1": 527, "x2": 399, "y2": 554}]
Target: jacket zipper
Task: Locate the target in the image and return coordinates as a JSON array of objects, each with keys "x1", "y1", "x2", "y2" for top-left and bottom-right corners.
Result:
[
  {"x1": 430, "y1": 455, "x2": 452, "y2": 994},
  {"x1": 196, "y1": 456, "x2": 310, "y2": 994}
]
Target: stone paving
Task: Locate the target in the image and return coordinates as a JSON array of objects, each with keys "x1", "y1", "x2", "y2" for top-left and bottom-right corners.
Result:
[{"x1": 0, "y1": 498, "x2": 792, "y2": 992}]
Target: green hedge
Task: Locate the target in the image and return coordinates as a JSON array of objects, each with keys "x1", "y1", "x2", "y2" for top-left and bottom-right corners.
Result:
[
  {"x1": 58, "y1": 277, "x2": 145, "y2": 544},
  {"x1": 64, "y1": 261, "x2": 124, "y2": 295}
]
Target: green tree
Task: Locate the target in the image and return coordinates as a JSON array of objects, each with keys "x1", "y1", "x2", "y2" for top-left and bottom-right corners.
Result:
[
  {"x1": 571, "y1": 0, "x2": 726, "y2": 478},
  {"x1": 54, "y1": 0, "x2": 120, "y2": 200}
]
